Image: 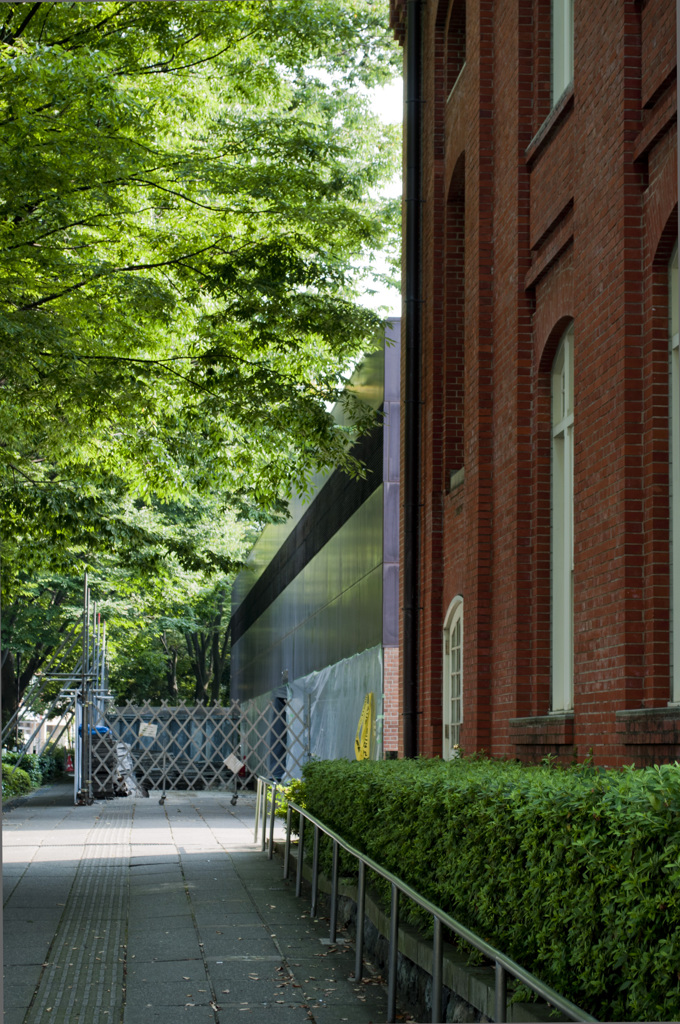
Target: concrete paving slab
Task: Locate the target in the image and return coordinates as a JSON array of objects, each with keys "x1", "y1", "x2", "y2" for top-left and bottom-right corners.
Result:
[
  {"x1": 126, "y1": 959, "x2": 206, "y2": 985},
  {"x1": 4, "y1": 940, "x2": 53, "y2": 966},
  {"x1": 199, "y1": 937, "x2": 281, "y2": 959},
  {"x1": 127, "y1": 883, "x2": 187, "y2": 900},
  {"x1": 124, "y1": 977, "x2": 213, "y2": 1004},
  {"x1": 4, "y1": 1007, "x2": 29, "y2": 1024},
  {"x1": 4, "y1": 974, "x2": 44, "y2": 1009},
  {"x1": 212, "y1": 1007, "x2": 314, "y2": 1024},
  {"x1": 128, "y1": 913, "x2": 194, "y2": 935},
  {"x1": 3, "y1": 784, "x2": 394, "y2": 1024},
  {"x1": 131, "y1": 943, "x2": 205, "y2": 964},
  {"x1": 122, "y1": 1004, "x2": 217, "y2": 1023},
  {"x1": 310, "y1": 1003, "x2": 386, "y2": 1024},
  {"x1": 194, "y1": 912, "x2": 266, "y2": 929}
]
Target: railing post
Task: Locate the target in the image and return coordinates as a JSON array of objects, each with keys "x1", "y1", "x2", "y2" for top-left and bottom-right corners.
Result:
[
  {"x1": 260, "y1": 780, "x2": 268, "y2": 852},
  {"x1": 387, "y1": 882, "x2": 399, "y2": 1024},
  {"x1": 355, "y1": 860, "x2": 366, "y2": 982},
  {"x1": 283, "y1": 805, "x2": 292, "y2": 880},
  {"x1": 276, "y1": 803, "x2": 597, "y2": 1024},
  {"x1": 310, "y1": 824, "x2": 320, "y2": 919},
  {"x1": 329, "y1": 839, "x2": 339, "y2": 942},
  {"x1": 254, "y1": 777, "x2": 262, "y2": 843},
  {"x1": 495, "y1": 961, "x2": 507, "y2": 1023},
  {"x1": 432, "y1": 915, "x2": 443, "y2": 1024},
  {"x1": 268, "y1": 782, "x2": 277, "y2": 860},
  {"x1": 295, "y1": 814, "x2": 305, "y2": 898}
]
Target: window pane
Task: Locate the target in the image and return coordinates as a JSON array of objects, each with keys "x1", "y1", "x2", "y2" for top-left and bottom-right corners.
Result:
[
  {"x1": 551, "y1": 327, "x2": 574, "y2": 711},
  {"x1": 443, "y1": 601, "x2": 463, "y2": 758},
  {"x1": 551, "y1": 0, "x2": 574, "y2": 106}
]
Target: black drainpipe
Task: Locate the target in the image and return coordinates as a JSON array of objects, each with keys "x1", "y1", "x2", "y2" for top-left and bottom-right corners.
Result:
[{"x1": 402, "y1": 0, "x2": 422, "y2": 759}]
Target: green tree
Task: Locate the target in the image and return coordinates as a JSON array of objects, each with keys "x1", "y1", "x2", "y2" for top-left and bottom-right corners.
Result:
[
  {"x1": 0, "y1": 1, "x2": 400, "y2": 711},
  {"x1": 0, "y1": 0, "x2": 399, "y2": 508},
  {"x1": 95, "y1": 496, "x2": 254, "y2": 707}
]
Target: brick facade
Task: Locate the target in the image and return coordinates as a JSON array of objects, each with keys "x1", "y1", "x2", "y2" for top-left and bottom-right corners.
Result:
[
  {"x1": 391, "y1": 0, "x2": 678, "y2": 766},
  {"x1": 382, "y1": 645, "x2": 402, "y2": 755}
]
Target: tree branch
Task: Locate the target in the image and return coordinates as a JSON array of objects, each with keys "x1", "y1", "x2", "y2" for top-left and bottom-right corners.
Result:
[
  {"x1": 49, "y1": 9, "x2": 128, "y2": 50},
  {"x1": 7, "y1": 461, "x2": 40, "y2": 484},
  {"x1": 16, "y1": 241, "x2": 227, "y2": 311},
  {"x1": 128, "y1": 177, "x2": 234, "y2": 213},
  {"x1": 114, "y1": 39, "x2": 239, "y2": 78},
  {"x1": 1, "y1": 3, "x2": 41, "y2": 45}
]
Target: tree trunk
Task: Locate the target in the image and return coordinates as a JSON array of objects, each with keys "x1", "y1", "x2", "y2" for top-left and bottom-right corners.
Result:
[
  {"x1": 161, "y1": 633, "x2": 179, "y2": 703},
  {"x1": 168, "y1": 649, "x2": 178, "y2": 702},
  {"x1": 185, "y1": 630, "x2": 209, "y2": 704},
  {"x1": 210, "y1": 615, "x2": 231, "y2": 706}
]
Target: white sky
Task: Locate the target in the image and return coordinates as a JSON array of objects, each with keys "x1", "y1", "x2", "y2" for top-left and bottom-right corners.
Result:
[{"x1": 359, "y1": 77, "x2": 403, "y2": 317}]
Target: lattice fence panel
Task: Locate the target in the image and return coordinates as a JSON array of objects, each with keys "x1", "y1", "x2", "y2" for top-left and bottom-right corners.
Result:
[{"x1": 91, "y1": 700, "x2": 308, "y2": 797}]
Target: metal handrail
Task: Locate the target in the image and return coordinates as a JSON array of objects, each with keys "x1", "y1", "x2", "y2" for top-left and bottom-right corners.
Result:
[
  {"x1": 280, "y1": 800, "x2": 598, "y2": 1024},
  {"x1": 254, "y1": 776, "x2": 280, "y2": 858}
]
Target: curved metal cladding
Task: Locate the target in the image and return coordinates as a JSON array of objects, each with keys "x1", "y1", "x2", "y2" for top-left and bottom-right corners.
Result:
[
  {"x1": 232, "y1": 487, "x2": 384, "y2": 701},
  {"x1": 231, "y1": 323, "x2": 400, "y2": 706}
]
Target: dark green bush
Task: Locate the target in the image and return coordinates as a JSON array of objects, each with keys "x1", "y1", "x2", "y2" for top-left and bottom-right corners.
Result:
[
  {"x1": 299, "y1": 757, "x2": 680, "y2": 1023},
  {"x1": 2, "y1": 745, "x2": 68, "y2": 786},
  {"x1": 2, "y1": 764, "x2": 33, "y2": 800},
  {"x1": 2, "y1": 750, "x2": 43, "y2": 787},
  {"x1": 38, "y1": 749, "x2": 57, "y2": 780},
  {"x1": 39, "y1": 744, "x2": 68, "y2": 780}
]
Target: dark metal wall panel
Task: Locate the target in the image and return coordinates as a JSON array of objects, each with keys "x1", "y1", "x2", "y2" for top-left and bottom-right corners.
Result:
[
  {"x1": 382, "y1": 324, "x2": 401, "y2": 650},
  {"x1": 231, "y1": 323, "x2": 401, "y2": 702},
  {"x1": 232, "y1": 488, "x2": 384, "y2": 701},
  {"x1": 231, "y1": 423, "x2": 383, "y2": 646},
  {"x1": 232, "y1": 344, "x2": 389, "y2": 614}
]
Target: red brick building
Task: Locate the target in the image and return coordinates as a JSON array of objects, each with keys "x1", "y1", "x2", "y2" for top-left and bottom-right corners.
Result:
[{"x1": 390, "y1": 0, "x2": 678, "y2": 765}]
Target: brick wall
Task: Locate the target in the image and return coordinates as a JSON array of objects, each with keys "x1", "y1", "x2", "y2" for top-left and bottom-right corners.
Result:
[
  {"x1": 382, "y1": 645, "x2": 401, "y2": 756},
  {"x1": 391, "y1": 0, "x2": 678, "y2": 766}
]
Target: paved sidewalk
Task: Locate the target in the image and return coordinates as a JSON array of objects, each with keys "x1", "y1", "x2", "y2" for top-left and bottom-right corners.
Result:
[{"x1": 3, "y1": 784, "x2": 390, "y2": 1024}]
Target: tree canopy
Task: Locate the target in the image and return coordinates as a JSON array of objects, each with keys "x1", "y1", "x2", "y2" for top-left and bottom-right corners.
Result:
[{"x1": 0, "y1": 0, "x2": 401, "y2": 710}]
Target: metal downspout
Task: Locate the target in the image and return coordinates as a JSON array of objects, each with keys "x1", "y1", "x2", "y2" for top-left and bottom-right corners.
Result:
[{"x1": 402, "y1": 0, "x2": 422, "y2": 759}]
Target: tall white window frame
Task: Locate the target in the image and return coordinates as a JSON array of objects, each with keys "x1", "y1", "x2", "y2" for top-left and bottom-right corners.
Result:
[
  {"x1": 442, "y1": 597, "x2": 463, "y2": 759},
  {"x1": 551, "y1": 0, "x2": 574, "y2": 106},
  {"x1": 670, "y1": 245, "x2": 680, "y2": 701},
  {"x1": 551, "y1": 325, "x2": 574, "y2": 712}
]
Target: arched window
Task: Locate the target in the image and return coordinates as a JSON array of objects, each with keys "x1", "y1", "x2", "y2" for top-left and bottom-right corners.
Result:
[
  {"x1": 670, "y1": 245, "x2": 679, "y2": 700},
  {"x1": 446, "y1": 0, "x2": 466, "y2": 100},
  {"x1": 551, "y1": 324, "x2": 574, "y2": 711},
  {"x1": 443, "y1": 597, "x2": 463, "y2": 758},
  {"x1": 551, "y1": 0, "x2": 573, "y2": 106}
]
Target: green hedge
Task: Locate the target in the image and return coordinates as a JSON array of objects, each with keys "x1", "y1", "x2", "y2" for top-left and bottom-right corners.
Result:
[
  {"x1": 2, "y1": 745, "x2": 68, "y2": 799},
  {"x1": 39, "y1": 744, "x2": 68, "y2": 780},
  {"x1": 299, "y1": 757, "x2": 680, "y2": 1022},
  {"x1": 2, "y1": 764, "x2": 33, "y2": 800},
  {"x1": 2, "y1": 750, "x2": 43, "y2": 787}
]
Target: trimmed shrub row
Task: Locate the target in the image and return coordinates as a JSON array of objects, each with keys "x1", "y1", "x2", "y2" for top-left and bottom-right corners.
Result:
[
  {"x1": 299, "y1": 756, "x2": 680, "y2": 1023},
  {"x1": 2, "y1": 764, "x2": 33, "y2": 800},
  {"x1": 2, "y1": 745, "x2": 68, "y2": 801}
]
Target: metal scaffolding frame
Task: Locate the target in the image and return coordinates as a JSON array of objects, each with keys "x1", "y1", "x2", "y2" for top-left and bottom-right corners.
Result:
[
  {"x1": 1, "y1": 572, "x2": 113, "y2": 804},
  {"x1": 4, "y1": 574, "x2": 310, "y2": 806}
]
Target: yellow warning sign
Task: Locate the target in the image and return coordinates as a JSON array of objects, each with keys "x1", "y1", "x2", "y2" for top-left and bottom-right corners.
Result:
[{"x1": 354, "y1": 693, "x2": 373, "y2": 761}]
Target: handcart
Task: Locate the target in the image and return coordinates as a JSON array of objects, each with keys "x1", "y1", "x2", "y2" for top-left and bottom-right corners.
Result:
[{"x1": 224, "y1": 749, "x2": 247, "y2": 805}]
